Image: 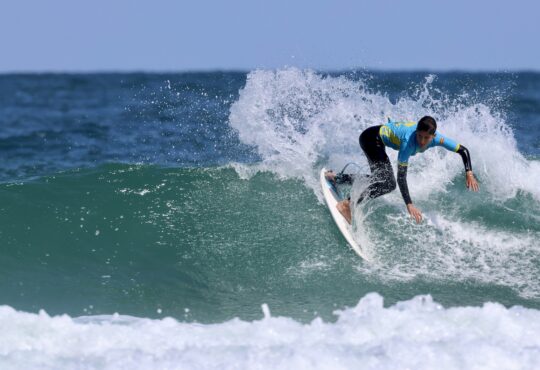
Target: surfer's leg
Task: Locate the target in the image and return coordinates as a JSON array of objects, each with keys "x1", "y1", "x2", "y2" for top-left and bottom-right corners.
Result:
[
  {"x1": 357, "y1": 126, "x2": 396, "y2": 204},
  {"x1": 332, "y1": 125, "x2": 386, "y2": 224},
  {"x1": 325, "y1": 171, "x2": 353, "y2": 185},
  {"x1": 325, "y1": 170, "x2": 356, "y2": 185},
  {"x1": 336, "y1": 173, "x2": 354, "y2": 184},
  {"x1": 357, "y1": 161, "x2": 396, "y2": 204}
]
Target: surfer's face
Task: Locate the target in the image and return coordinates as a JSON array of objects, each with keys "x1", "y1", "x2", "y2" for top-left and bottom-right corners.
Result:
[{"x1": 416, "y1": 130, "x2": 435, "y2": 149}]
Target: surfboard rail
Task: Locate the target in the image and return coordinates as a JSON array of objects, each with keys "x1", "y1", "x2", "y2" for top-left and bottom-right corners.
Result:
[{"x1": 320, "y1": 168, "x2": 369, "y2": 261}]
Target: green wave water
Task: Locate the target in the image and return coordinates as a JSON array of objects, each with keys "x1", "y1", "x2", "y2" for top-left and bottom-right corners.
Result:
[{"x1": 1, "y1": 164, "x2": 538, "y2": 324}]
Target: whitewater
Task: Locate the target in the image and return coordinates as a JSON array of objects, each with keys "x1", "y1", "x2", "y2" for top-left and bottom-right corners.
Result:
[{"x1": 2, "y1": 293, "x2": 540, "y2": 370}]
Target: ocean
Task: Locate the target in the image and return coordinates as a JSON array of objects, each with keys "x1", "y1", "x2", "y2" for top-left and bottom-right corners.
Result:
[{"x1": 1, "y1": 69, "x2": 539, "y2": 369}]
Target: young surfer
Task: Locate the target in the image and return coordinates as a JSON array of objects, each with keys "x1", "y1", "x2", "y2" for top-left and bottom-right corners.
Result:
[{"x1": 326, "y1": 116, "x2": 480, "y2": 224}]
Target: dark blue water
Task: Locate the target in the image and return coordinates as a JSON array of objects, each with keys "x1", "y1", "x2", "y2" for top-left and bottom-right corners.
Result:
[
  {"x1": 1, "y1": 71, "x2": 538, "y2": 183},
  {"x1": 0, "y1": 72, "x2": 250, "y2": 181}
]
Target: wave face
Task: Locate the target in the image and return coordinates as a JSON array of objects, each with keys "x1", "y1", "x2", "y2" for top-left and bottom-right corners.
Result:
[
  {"x1": 1, "y1": 70, "x2": 540, "y2": 368},
  {"x1": 2, "y1": 293, "x2": 540, "y2": 370},
  {"x1": 0, "y1": 164, "x2": 538, "y2": 322},
  {"x1": 229, "y1": 69, "x2": 540, "y2": 299}
]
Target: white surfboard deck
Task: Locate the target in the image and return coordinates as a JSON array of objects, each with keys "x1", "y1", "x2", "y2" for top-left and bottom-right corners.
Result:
[{"x1": 320, "y1": 168, "x2": 369, "y2": 261}]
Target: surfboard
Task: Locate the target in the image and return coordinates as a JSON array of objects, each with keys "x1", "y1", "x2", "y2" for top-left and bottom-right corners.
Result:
[{"x1": 320, "y1": 167, "x2": 369, "y2": 261}]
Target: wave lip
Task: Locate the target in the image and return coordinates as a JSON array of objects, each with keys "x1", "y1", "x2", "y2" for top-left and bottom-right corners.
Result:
[
  {"x1": 229, "y1": 68, "x2": 540, "y2": 202},
  {"x1": 2, "y1": 293, "x2": 540, "y2": 370}
]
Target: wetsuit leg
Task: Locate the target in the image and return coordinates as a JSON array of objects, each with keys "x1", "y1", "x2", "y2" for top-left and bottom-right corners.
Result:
[
  {"x1": 356, "y1": 125, "x2": 396, "y2": 204},
  {"x1": 335, "y1": 173, "x2": 370, "y2": 185},
  {"x1": 335, "y1": 173, "x2": 354, "y2": 185}
]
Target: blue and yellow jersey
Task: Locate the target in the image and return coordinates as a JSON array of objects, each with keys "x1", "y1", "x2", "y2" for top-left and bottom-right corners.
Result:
[{"x1": 379, "y1": 120, "x2": 460, "y2": 167}]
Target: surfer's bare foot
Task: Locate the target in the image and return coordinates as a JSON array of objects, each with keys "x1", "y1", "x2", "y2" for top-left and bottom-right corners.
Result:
[
  {"x1": 325, "y1": 170, "x2": 336, "y2": 183},
  {"x1": 337, "y1": 200, "x2": 352, "y2": 224}
]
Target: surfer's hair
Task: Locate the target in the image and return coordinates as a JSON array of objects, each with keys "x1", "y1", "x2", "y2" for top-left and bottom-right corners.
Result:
[{"x1": 417, "y1": 116, "x2": 437, "y2": 135}]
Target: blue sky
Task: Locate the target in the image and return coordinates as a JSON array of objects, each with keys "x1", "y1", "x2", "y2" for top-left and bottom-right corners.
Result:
[{"x1": 1, "y1": 0, "x2": 538, "y2": 72}]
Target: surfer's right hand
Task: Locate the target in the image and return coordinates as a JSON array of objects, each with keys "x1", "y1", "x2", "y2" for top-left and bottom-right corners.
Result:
[{"x1": 406, "y1": 203, "x2": 423, "y2": 224}]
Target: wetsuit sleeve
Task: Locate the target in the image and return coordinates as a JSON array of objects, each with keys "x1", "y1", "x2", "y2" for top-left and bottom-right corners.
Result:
[
  {"x1": 456, "y1": 145, "x2": 473, "y2": 172},
  {"x1": 434, "y1": 134, "x2": 473, "y2": 171},
  {"x1": 397, "y1": 148, "x2": 411, "y2": 168},
  {"x1": 397, "y1": 165, "x2": 412, "y2": 205},
  {"x1": 434, "y1": 133, "x2": 460, "y2": 152},
  {"x1": 396, "y1": 145, "x2": 412, "y2": 204}
]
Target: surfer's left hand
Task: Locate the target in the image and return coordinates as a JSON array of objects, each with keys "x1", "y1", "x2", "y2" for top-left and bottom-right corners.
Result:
[
  {"x1": 407, "y1": 203, "x2": 423, "y2": 224},
  {"x1": 466, "y1": 171, "x2": 480, "y2": 192}
]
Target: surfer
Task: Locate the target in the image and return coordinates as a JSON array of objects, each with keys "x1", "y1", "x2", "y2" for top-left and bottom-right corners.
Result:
[{"x1": 326, "y1": 116, "x2": 480, "y2": 224}]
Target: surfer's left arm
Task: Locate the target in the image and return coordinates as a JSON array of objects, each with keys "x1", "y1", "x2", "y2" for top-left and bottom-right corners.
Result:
[
  {"x1": 437, "y1": 134, "x2": 480, "y2": 192},
  {"x1": 455, "y1": 145, "x2": 479, "y2": 191}
]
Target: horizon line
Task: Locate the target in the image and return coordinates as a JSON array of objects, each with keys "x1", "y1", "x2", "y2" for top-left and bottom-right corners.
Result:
[{"x1": 1, "y1": 66, "x2": 540, "y2": 75}]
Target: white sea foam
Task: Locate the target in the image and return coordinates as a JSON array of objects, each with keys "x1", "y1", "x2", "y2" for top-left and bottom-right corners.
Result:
[
  {"x1": 1, "y1": 293, "x2": 539, "y2": 370},
  {"x1": 356, "y1": 211, "x2": 540, "y2": 298}
]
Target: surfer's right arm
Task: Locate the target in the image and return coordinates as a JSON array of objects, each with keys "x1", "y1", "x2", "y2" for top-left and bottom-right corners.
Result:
[
  {"x1": 397, "y1": 164, "x2": 422, "y2": 223},
  {"x1": 437, "y1": 135, "x2": 479, "y2": 192}
]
